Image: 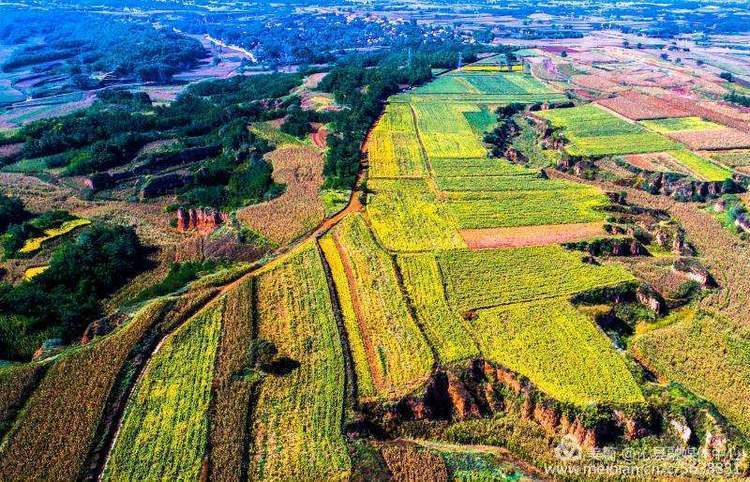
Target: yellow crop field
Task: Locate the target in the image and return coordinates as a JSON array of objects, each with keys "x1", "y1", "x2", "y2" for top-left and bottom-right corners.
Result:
[
  {"x1": 438, "y1": 246, "x2": 634, "y2": 311},
  {"x1": 412, "y1": 103, "x2": 488, "y2": 159},
  {"x1": 472, "y1": 297, "x2": 644, "y2": 405},
  {"x1": 444, "y1": 187, "x2": 608, "y2": 229},
  {"x1": 249, "y1": 241, "x2": 351, "y2": 480},
  {"x1": 103, "y1": 304, "x2": 223, "y2": 481},
  {"x1": 367, "y1": 188, "x2": 466, "y2": 252},
  {"x1": 368, "y1": 103, "x2": 426, "y2": 178},
  {"x1": 397, "y1": 254, "x2": 479, "y2": 363},
  {"x1": 23, "y1": 265, "x2": 49, "y2": 280},
  {"x1": 326, "y1": 214, "x2": 434, "y2": 400},
  {"x1": 319, "y1": 236, "x2": 376, "y2": 397},
  {"x1": 19, "y1": 218, "x2": 91, "y2": 254}
]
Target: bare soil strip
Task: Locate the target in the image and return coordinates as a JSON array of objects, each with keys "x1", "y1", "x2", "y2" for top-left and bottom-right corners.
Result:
[{"x1": 460, "y1": 222, "x2": 605, "y2": 249}]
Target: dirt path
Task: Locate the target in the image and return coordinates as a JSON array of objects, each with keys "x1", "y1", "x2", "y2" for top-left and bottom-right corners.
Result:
[{"x1": 402, "y1": 438, "x2": 550, "y2": 480}]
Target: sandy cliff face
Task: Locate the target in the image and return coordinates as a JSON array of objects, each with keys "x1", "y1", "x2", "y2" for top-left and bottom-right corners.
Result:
[{"x1": 176, "y1": 207, "x2": 228, "y2": 232}]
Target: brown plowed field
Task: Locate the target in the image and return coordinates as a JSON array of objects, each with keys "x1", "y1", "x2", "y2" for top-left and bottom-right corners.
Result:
[{"x1": 460, "y1": 222, "x2": 605, "y2": 249}]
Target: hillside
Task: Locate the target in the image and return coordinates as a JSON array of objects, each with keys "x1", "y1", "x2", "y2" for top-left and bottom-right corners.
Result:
[{"x1": 2, "y1": 3, "x2": 750, "y2": 479}]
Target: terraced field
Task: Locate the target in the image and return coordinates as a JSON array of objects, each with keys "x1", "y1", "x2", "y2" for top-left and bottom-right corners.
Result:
[
  {"x1": 315, "y1": 67, "x2": 644, "y2": 409},
  {"x1": 321, "y1": 214, "x2": 434, "y2": 399},
  {"x1": 537, "y1": 104, "x2": 681, "y2": 156},
  {"x1": 249, "y1": 242, "x2": 351, "y2": 480},
  {"x1": 472, "y1": 297, "x2": 644, "y2": 405},
  {"x1": 103, "y1": 304, "x2": 223, "y2": 481}
]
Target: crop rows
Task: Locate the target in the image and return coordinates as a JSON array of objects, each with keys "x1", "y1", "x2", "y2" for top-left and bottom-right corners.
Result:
[
  {"x1": 438, "y1": 245, "x2": 634, "y2": 311},
  {"x1": 412, "y1": 103, "x2": 487, "y2": 159},
  {"x1": 472, "y1": 297, "x2": 643, "y2": 405},
  {"x1": 248, "y1": 241, "x2": 351, "y2": 481},
  {"x1": 208, "y1": 279, "x2": 254, "y2": 482},
  {"x1": 435, "y1": 174, "x2": 577, "y2": 192},
  {"x1": 367, "y1": 188, "x2": 466, "y2": 252},
  {"x1": 318, "y1": 236, "x2": 376, "y2": 397},
  {"x1": 0, "y1": 362, "x2": 45, "y2": 439},
  {"x1": 669, "y1": 127, "x2": 750, "y2": 150},
  {"x1": 430, "y1": 157, "x2": 531, "y2": 177},
  {"x1": 666, "y1": 149, "x2": 732, "y2": 181},
  {"x1": 367, "y1": 103, "x2": 426, "y2": 178},
  {"x1": 0, "y1": 299, "x2": 173, "y2": 481},
  {"x1": 103, "y1": 304, "x2": 223, "y2": 481},
  {"x1": 443, "y1": 187, "x2": 608, "y2": 229},
  {"x1": 322, "y1": 214, "x2": 434, "y2": 400},
  {"x1": 396, "y1": 254, "x2": 479, "y2": 363},
  {"x1": 537, "y1": 104, "x2": 680, "y2": 156}
]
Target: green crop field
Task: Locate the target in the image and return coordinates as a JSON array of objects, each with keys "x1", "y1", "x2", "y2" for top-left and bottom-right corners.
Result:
[
  {"x1": 249, "y1": 241, "x2": 351, "y2": 481},
  {"x1": 640, "y1": 116, "x2": 723, "y2": 133},
  {"x1": 324, "y1": 214, "x2": 434, "y2": 400},
  {"x1": 667, "y1": 149, "x2": 732, "y2": 181},
  {"x1": 472, "y1": 297, "x2": 644, "y2": 405},
  {"x1": 435, "y1": 174, "x2": 575, "y2": 192},
  {"x1": 537, "y1": 104, "x2": 680, "y2": 156},
  {"x1": 103, "y1": 304, "x2": 222, "y2": 481},
  {"x1": 397, "y1": 254, "x2": 479, "y2": 363},
  {"x1": 438, "y1": 246, "x2": 634, "y2": 311},
  {"x1": 463, "y1": 108, "x2": 497, "y2": 133},
  {"x1": 444, "y1": 187, "x2": 608, "y2": 229},
  {"x1": 410, "y1": 72, "x2": 566, "y2": 104},
  {"x1": 411, "y1": 103, "x2": 488, "y2": 158},
  {"x1": 430, "y1": 157, "x2": 531, "y2": 177}
]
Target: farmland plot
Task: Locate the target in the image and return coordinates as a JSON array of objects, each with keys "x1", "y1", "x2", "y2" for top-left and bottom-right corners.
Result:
[
  {"x1": 367, "y1": 188, "x2": 466, "y2": 252},
  {"x1": 537, "y1": 104, "x2": 680, "y2": 156},
  {"x1": 632, "y1": 310, "x2": 750, "y2": 435},
  {"x1": 325, "y1": 214, "x2": 434, "y2": 400},
  {"x1": 438, "y1": 246, "x2": 634, "y2": 312},
  {"x1": 430, "y1": 157, "x2": 531, "y2": 177},
  {"x1": 411, "y1": 103, "x2": 487, "y2": 159},
  {"x1": 472, "y1": 297, "x2": 643, "y2": 405},
  {"x1": 249, "y1": 242, "x2": 351, "y2": 481},
  {"x1": 667, "y1": 149, "x2": 732, "y2": 181},
  {"x1": 435, "y1": 174, "x2": 573, "y2": 192},
  {"x1": 668, "y1": 127, "x2": 750, "y2": 150},
  {"x1": 640, "y1": 116, "x2": 723, "y2": 134},
  {"x1": 0, "y1": 300, "x2": 173, "y2": 481},
  {"x1": 444, "y1": 187, "x2": 608, "y2": 229},
  {"x1": 397, "y1": 254, "x2": 479, "y2": 363},
  {"x1": 103, "y1": 304, "x2": 222, "y2": 481},
  {"x1": 319, "y1": 236, "x2": 376, "y2": 397},
  {"x1": 208, "y1": 280, "x2": 254, "y2": 482},
  {"x1": 368, "y1": 103, "x2": 426, "y2": 178}
]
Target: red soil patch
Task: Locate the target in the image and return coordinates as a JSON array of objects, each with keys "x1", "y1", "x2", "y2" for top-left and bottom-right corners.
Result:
[
  {"x1": 310, "y1": 123, "x2": 327, "y2": 149},
  {"x1": 596, "y1": 92, "x2": 689, "y2": 120},
  {"x1": 624, "y1": 152, "x2": 691, "y2": 175},
  {"x1": 460, "y1": 222, "x2": 605, "y2": 250},
  {"x1": 668, "y1": 128, "x2": 750, "y2": 150}
]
